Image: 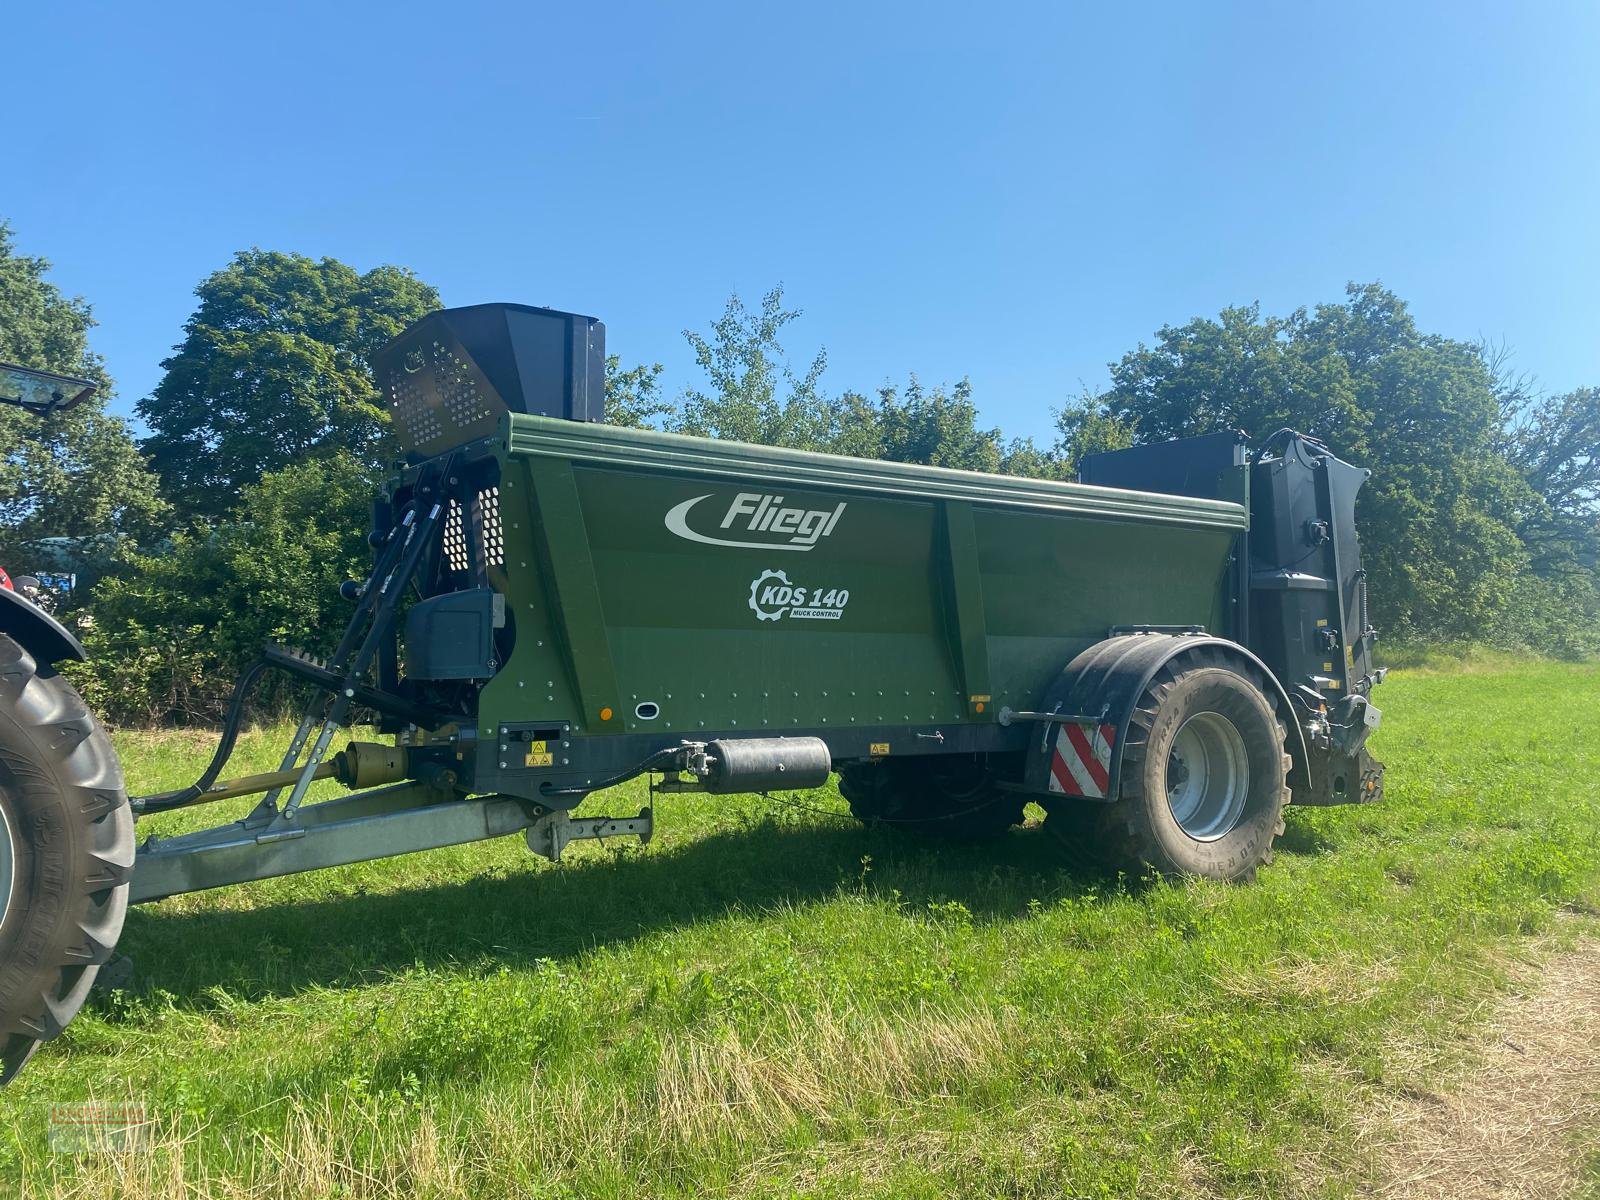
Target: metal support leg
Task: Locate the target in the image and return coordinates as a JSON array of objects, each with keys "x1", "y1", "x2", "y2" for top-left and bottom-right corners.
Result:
[{"x1": 524, "y1": 809, "x2": 653, "y2": 862}]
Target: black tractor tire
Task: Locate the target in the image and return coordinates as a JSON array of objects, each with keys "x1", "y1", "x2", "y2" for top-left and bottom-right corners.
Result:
[
  {"x1": 838, "y1": 755, "x2": 1027, "y2": 839},
  {"x1": 1045, "y1": 651, "x2": 1289, "y2": 883},
  {"x1": 0, "y1": 634, "x2": 133, "y2": 1085}
]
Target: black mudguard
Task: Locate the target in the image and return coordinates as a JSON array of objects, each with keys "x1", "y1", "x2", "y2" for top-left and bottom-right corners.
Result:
[{"x1": 0, "y1": 588, "x2": 86, "y2": 665}]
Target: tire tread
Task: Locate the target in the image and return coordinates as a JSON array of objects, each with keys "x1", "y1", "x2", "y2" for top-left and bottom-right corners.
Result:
[
  {"x1": 1045, "y1": 650, "x2": 1290, "y2": 883},
  {"x1": 0, "y1": 636, "x2": 132, "y2": 1085}
]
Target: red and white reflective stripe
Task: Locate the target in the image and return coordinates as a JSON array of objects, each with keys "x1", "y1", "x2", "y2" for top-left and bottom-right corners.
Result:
[{"x1": 1047, "y1": 722, "x2": 1116, "y2": 798}]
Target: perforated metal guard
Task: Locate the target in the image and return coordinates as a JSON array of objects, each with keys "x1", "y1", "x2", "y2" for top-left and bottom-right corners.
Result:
[
  {"x1": 383, "y1": 334, "x2": 503, "y2": 459},
  {"x1": 443, "y1": 499, "x2": 469, "y2": 572},
  {"x1": 439, "y1": 489, "x2": 503, "y2": 577},
  {"x1": 475, "y1": 486, "x2": 504, "y2": 567}
]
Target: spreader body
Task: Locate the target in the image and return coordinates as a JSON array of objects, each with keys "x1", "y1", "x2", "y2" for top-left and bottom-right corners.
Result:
[{"x1": 449, "y1": 415, "x2": 1247, "y2": 800}]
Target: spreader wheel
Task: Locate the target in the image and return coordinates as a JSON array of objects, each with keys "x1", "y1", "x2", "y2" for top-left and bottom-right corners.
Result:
[
  {"x1": 0, "y1": 634, "x2": 133, "y2": 1084},
  {"x1": 1047, "y1": 653, "x2": 1289, "y2": 882}
]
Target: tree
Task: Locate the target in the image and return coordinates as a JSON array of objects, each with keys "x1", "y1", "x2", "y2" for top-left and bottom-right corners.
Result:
[
  {"x1": 998, "y1": 437, "x2": 1067, "y2": 480},
  {"x1": 664, "y1": 285, "x2": 1071, "y2": 477},
  {"x1": 78, "y1": 452, "x2": 378, "y2": 723},
  {"x1": 1499, "y1": 386, "x2": 1600, "y2": 574},
  {"x1": 813, "y1": 375, "x2": 1062, "y2": 476},
  {"x1": 0, "y1": 220, "x2": 168, "y2": 573},
  {"x1": 1101, "y1": 301, "x2": 1364, "y2": 447},
  {"x1": 138, "y1": 250, "x2": 440, "y2": 516},
  {"x1": 676, "y1": 287, "x2": 832, "y2": 450},
  {"x1": 1052, "y1": 394, "x2": 1136, "y2": 473},
  {"x1": 603, "y1": 355, "x2": 671, "y2": 429},
  {"x1": 840, "y1": 377, "x2": 1007, "y2": 472},
  {"x1": 1097, "y1": 283, "x2": 1536, "y2": 639}
]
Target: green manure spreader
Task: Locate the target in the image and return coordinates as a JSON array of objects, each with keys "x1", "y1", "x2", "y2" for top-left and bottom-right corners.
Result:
[{"x1": 0, "y1": 307, "x2": 1386, "y2": 1081}]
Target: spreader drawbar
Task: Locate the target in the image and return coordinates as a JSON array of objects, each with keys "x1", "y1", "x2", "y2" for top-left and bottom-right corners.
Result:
[
  {"x1": 131, "y1": 732, "x2": 835, "y2": 903},
  {"x1": 131, "y1": 786, "x2": 657, "y2": 904}
]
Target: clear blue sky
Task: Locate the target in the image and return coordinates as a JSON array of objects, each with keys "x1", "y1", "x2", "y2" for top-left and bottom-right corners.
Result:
[{"x1": 8, "y1": 0, "x2": 1598, "y2": 444}]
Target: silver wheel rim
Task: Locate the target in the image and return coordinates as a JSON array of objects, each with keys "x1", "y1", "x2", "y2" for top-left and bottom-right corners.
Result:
[
  {"x1": 0, "y1": 795, "x2": 14, "y2": 929},
  {"x1": 1166, "y1": 711, "x2": 1250, "y2": 841}
]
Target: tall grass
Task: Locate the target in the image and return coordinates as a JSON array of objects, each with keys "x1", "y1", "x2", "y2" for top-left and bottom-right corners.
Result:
[{"x1": 2, "y1": 662, "x2": 1597, "y2": 1198}]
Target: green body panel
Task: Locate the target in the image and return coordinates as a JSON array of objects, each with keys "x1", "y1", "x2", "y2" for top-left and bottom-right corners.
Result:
[{"x1": 474, "y1": 416, "x2": 1245, "y2": 749}]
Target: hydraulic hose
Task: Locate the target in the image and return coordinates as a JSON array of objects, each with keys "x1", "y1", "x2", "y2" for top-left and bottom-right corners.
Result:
[
  {"x1": 537, "y1": 746, "x2": 684, "y2": 800},
  {"x1": 133, "y1": 455, "x2": 458, "y2": 819},
  {"x1": 1259, "y1": 428, "x2": 1331, "y2": 459},
  {"x1": 130, "y1": 657, "x2": 276, "y2": 815}
]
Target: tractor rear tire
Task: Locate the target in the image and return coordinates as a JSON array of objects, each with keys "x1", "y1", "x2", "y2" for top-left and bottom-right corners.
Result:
[
  {"x1": 0, "y1": 634, "x2": 133, "y2": 1085},
  {"x1": 839, "y1": 756, "x2": 1026, "y2": 839},
  {"x1": 1045, "y1": 653, "x2": 1289, "y2": 882}
]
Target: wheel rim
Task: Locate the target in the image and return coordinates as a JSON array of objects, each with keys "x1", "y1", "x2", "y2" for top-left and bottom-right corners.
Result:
[
  {"x1": 0, "y1": 793, "x2": 14, "y2": 929},
  {"x1": 1165, "y1": 711, "x2": 1250, "y2": 841}
]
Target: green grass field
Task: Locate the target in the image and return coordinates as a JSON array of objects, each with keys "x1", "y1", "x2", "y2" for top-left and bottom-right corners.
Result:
[{"x1": 2, "y1": 660, "x2": 1597, "y2": 1198}]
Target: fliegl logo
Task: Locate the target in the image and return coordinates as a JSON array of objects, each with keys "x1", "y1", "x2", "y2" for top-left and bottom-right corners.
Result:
[
  {"x1": 665, "y1": 491, "x2": 846, "y2": 552},
  {"x1": 748, "y1": 569, "x2": 851, "y2": 622}
]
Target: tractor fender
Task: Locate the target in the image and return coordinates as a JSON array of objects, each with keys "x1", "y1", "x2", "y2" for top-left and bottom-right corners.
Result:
[
  {"x1": 0, "y1": 587, "x2": 86, "y2": 665},
  {"x1": 1023, "y1": 633, "x2": 1307, "y2": 802}
]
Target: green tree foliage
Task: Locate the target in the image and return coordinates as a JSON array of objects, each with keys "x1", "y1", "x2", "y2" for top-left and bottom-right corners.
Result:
[
  {"x1": 0, "y1": 221, "x2": 168, "y2": 571},
  {"x1": 996, "y1": 438, "x2": 1066, "y2": 480},
  {"x1": 666, "y1": 286, "x2": 1059, "y2": 474},
  {"x1": 1498, "y1": 384, "x2": 1600, "y2": 574},
  {"x1": 831, "y1": 378, "x2": 1058, "y2": 475},
  {"x1": 1052, "y1": 395, "x2": 1137, "y2": 474},
  {"x1": 1486, "y1": 571, "x2": 1600, "y2": 658},
  {"x1": 867, "y1": 377, "x2": 1004, "y2": 471},
  {"x1": 603, "y1": 355, "x2": 670, "y2": 429},
  {"x1": 138, "y1": 251, "x2": 439, "y2": 516},
  {"x1": 1484, "y1": 365, "x2": 1600, "y2": 657},
  {"x1": 1098, "y1": 284, "x2": 1540, "y2": 640},
  {"x1": 676, "y1": 287, "x2": 832, "y2": 450},
  {"x1": 78, "y1": 453, "x2": 377, "y2": 723}
]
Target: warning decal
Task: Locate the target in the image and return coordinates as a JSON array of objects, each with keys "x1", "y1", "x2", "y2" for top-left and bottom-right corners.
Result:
[{"x1": 1047, "y1": 723, "x2": 1116, "y2": 799}]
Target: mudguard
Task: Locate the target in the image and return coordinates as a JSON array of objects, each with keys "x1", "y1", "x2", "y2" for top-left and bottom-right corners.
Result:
[
  {"x1": 1022, "y1": 633, "x2": 1307, "y2": 802},
  {"x1": 0, "y1": 587, "x2": 86, "y2": 665}
]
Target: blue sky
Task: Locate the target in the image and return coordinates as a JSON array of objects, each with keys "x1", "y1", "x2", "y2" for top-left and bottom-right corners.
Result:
[{"x1": 8, "y1": 0, "x2": 1598, "y2": 445}]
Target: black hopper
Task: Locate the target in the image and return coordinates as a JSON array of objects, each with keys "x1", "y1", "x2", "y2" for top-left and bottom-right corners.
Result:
[{"x1": 373, "y1": 303, "x2": 606, "y2": 461}]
